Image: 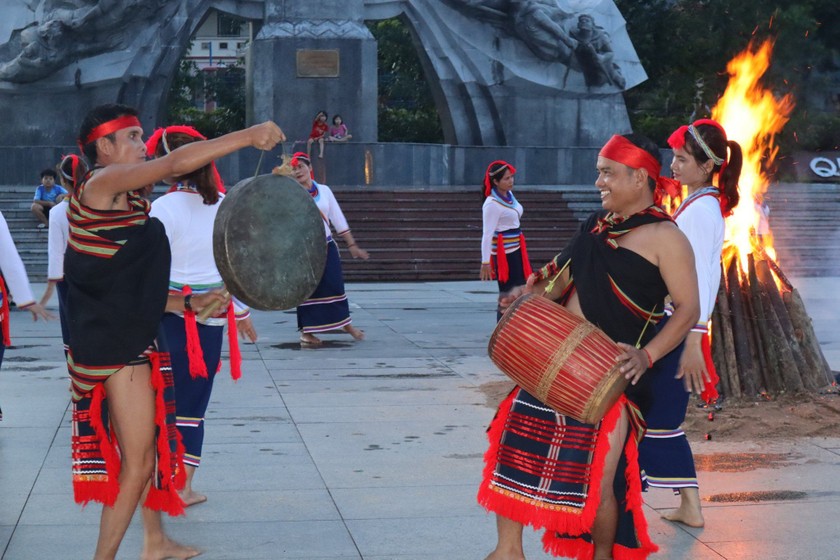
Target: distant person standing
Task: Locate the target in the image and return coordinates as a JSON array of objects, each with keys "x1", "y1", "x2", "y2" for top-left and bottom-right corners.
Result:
[
  {"x1": 31, "y1": 168, "x2": 68, "y2": 228},
  {"x1": 479, "y1": 160, "x2": 531, "y2": 321}
]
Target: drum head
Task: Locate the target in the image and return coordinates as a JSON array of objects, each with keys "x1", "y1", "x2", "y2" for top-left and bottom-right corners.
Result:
[{"x1": 213, "y1": 174, "x2": 327, "y2": 310}]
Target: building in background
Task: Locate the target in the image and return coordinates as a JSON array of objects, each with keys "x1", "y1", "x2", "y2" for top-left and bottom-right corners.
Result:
[{"x1": 185, "y1": 10, "x2": 249, "y2": 70}]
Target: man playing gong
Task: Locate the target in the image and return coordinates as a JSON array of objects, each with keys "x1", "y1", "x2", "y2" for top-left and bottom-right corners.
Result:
[
  {"x1": 478, "y1": 133, "x2": 700, "y2": 560},
  {"x1": 66, "y1": 103, "x2": 283, "y2": 560}
]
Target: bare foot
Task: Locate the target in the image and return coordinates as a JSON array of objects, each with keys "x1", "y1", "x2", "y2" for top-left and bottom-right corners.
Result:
[
  {"x1": 178, "y1": 488, "x2": 207, "y2": 507},
  {"x1": 141, "y1": 537, "x2": 201, "y2": 560},
  {"x1": 300, "y1": 333, "x2": 323, "y2": 346},
  {"x1": 344, "y1": 325, "x2": 365, "y2": 341},
  {"x1": 662, "y1": 507, "x2": 705, "y2": 528}
]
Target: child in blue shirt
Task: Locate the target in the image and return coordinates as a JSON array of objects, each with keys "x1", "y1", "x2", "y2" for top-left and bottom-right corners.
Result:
[{"x1": 32, "y1": 168, "x2": 68, "y2": 228}]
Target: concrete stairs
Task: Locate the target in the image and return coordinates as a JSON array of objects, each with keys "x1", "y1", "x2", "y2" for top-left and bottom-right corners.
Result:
[
  {"x1": 1, "y1": 182, "x2": 836, "y2": 284},
  {"x1": 0, "y1": 185, "x2": 49, "y2": 282},
  {"x1": 764, "y1": 182, "x2": 840, "y2": 277},
  {"x1": 331, "y1": 187, "x2": 601, "y2": 282}
]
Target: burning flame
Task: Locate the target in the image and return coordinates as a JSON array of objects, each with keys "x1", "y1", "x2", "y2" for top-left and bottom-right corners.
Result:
[{"x1": 712, "y1": 39, "x2": 795, "y2": 272}]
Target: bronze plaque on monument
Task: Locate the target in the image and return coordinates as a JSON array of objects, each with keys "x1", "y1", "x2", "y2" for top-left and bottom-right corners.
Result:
[{"x1": 296, "y1": 50, "x2": 340, "y2": 78}]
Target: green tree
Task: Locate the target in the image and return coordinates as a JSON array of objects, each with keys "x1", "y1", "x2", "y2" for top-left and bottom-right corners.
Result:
[
  {"x1": 165, "y1": 60, "x2": 246, "y2": 138},
  {"x1": 367, "y1": 17, "x2": 444, "y2": 143},
  {"x1": 615, "y1": 0, "x2": 839, "y2": 153}
]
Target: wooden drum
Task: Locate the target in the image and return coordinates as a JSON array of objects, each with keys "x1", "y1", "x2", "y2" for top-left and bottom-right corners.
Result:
[{"x1": 488, "y1": 294, "x2": 628, "y2": 424}]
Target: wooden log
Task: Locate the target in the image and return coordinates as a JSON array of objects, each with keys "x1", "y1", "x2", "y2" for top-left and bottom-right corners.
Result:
[
  {"x1": 711, "y1": 304, "x2": 731, "y2": 398},
  {"x1": 713, "y1": 275, "x2": 741, "y2": 399},
  {"x1": 784, "y1": 288, "x2": 834, "y2": 388},
  {"x1": 726, "y1": 258, "x2": 758, "y2": 396},
  {"x1": 746, "y1": 254, "x2": 786, "y2": 393},
  {"x1": 737, "y1": 258, "x2": 772, "y2": 392},
  {"x1": 755, "y1": 258, "x2": 810, "y2": 384},
  {"x1": 749, "y1": 256, "x2": 804, "y2": 393},
  {"x1": 765, "y1": 254, "x2": 794, "y2": 291}
]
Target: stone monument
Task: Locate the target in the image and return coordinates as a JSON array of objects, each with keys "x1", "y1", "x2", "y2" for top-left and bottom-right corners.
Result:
[{"x1": 0, "y1": 0, "x2": 646, "y2": 183}]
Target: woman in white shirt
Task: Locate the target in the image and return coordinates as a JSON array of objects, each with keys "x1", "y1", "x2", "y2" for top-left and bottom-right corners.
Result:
[
  {"x1": 148, "y1": 125, "x2": 256, "y2": 507},
  {"x1": 479, "y1": 160, "x2": 531, "y2": 320},
  {"x1": 638, "y1": 119, "x2": 742, "y2": 528},
  {"x1": 290, "y1": 152, "x2": 369, "y2": 345}
]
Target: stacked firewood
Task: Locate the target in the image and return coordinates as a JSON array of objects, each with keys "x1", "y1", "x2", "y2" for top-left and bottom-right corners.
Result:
[{"x1": 711, "y1": 251, "x2": 833, "y2": 399}]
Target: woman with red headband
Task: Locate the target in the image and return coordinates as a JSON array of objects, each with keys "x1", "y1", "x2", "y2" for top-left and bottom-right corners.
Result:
[
  {"x1": 638, "y1": 119, "x2": 742, "y2": 529},
  {"x1": 480, "y1": 160, "x2": 532, "y2": 321},
  {"x1": 66, "y1": 103, "x2": 283, "y2": 560},
  {"x1": 290, "y1": 152, "x2": 368, "y2": 345},
  {"x1": 147, "y1": 125, "x2": 258, "y2": 509}
]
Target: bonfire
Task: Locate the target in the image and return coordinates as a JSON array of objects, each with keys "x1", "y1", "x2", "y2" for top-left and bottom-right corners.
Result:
[{"x1": 707, "y1": 40, "x2": 833, "y2": 399}]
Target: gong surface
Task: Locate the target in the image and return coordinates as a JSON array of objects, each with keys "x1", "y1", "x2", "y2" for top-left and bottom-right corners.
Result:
[{"x1": 213, "y1": 174, "x2": 327, "y2": 310}]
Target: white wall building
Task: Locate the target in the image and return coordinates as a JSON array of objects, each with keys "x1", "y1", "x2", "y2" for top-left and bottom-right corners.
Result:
[{"x1": 185, "y1": 10, "x2": 249, "y2": 69}]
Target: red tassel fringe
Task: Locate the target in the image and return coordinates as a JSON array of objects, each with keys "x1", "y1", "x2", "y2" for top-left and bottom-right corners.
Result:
[
  {"x1": 227, "y1": 302, "x2": 242, "y2": 381},
  {"x1": 700, "y1": 332, "x2": 719, "y2": 404},
  {"x1": 182, "y1": 286, "x2": 208, "y2": 379},
  {"x1": 1, "y1": 279, "x2": 11, "y2": 346},
  {"x1": 519, "y1": 234, "x2": 533, "y2": 278},
  {"x1": 495, "y1": 233, "x2": 509, "y2": 283}
]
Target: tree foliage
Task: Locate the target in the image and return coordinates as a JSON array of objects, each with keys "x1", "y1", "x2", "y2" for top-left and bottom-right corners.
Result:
[
  {"x1": 367, "y1": 18, "x2": 444, "y2": 143},
  {"x1": 615, "y1": 0, "x2": 840, "y2": 153},
  {"x1": 165, "y1": 60, "x2": 246, "y2": 138}
]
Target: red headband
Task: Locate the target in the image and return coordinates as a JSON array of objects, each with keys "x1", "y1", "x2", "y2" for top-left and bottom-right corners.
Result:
[
  {"x1": 145, "y1": 125, "x2": 206, "y2": 156},
  {"x1": 290, "y1": 152, "x2": 314, "y2": 179},
  {"x1": 483, "y1": 160, "x2": 516, "y2": 197},
  {"x1": 600, "y1": 135, "x2": 679, "y2": 206},
  {"x1": 145, "y1": 125, "x2": 225, "y2": 193},
  {"x1": 80, "y1": 115, "x2": 142, "y2": 147},
  {"x1": 667, "y1": 118, "x2": 727, "y2": 150},
  {"x1": 599, "y1": 135, "x2": 661, "y2": 178}
]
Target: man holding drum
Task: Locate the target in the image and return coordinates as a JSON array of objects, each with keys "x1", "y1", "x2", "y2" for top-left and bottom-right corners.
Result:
[{"x1": 479, "y1": 133, "x2": 700, "y2": 560}]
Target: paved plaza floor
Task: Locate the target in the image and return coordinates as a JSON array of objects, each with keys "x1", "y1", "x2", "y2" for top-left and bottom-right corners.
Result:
[{"x1": 1, "y1": 279, "x2": 839, "y2": 559}]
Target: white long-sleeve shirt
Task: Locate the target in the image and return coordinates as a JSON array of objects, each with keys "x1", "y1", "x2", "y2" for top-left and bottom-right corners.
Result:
[
  {"x1": 481, "y1": 194, "x2": 524, "y2": 263},
  {"x1": 0, "y1": 211, "x2": 35, "y2": 307},
  {"x1": 150, "y1": 188, "x2": 249, "y2": 325},
  {"x1": 47, "y1": 200, "x2": 70, "y2": 281},
  {"x1": 311, "y1": 182, "x2": 350, "y2": 239},
  {"x1": 674, "y1": 191, "x2": 724, "y2": 330}
]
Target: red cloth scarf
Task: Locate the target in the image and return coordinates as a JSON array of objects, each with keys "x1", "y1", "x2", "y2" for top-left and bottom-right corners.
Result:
[
  {"x1": 492, "y1": 233, "x2": 532, "y2": 283},
  {"x1": 180, "y1": 285, "x2": 242, "y2": 381}
]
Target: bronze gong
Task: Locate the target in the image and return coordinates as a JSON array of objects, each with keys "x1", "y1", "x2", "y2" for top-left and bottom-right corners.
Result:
[{"x1": 213, "y1": 174, "x2": 327, "y2": 310}]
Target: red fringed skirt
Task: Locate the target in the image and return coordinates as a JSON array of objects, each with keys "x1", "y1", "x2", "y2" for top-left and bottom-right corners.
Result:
[
  {"x1": 71, "y1": 350, "x2": 186, "y2": 516},
  {"x1": 477, "y1": 387, "x2": 658, "y2": 560}
]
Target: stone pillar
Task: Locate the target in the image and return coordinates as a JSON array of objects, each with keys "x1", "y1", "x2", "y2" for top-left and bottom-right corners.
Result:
[{"x1": 252, "y1": 0, "x2": 378, "y2": 145}]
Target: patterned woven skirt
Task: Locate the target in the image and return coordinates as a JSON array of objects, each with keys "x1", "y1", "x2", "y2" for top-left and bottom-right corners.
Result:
[
  {"x1": 478, "y1": 387, "x2": 657, "y2": 559},
  {"x1": 70, "y1": 340, "x2": 186, "y2": 516},
  {"x1": 296, "y1": 239, "x2": 352, "y2": 333}
]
